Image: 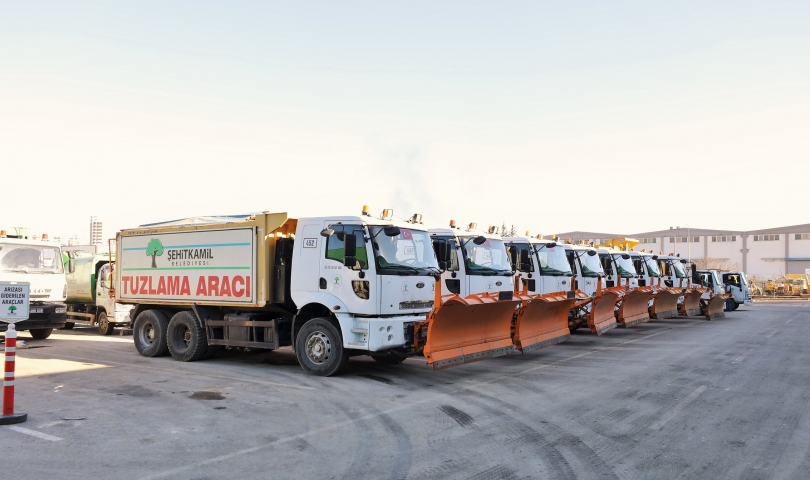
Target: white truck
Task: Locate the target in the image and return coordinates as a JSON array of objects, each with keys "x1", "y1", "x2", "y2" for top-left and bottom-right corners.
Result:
[
  {"x1": 63, "y1": 252, "x2": 134, "y2": 335},
  {"x1": 0, "y1": 232, "x2": 68, "y2": 338},
  {"x1": 116, "y1": 210, "x2": 444, "y2": 376},
  {"x1": 429, "y1": 224, "x2": 514, "y2": 299},
  {"x1": 720, "y1": 271, "x2": 753, "y2": 310},
  {"x1": 502, "y1": 236, "x2": 575, "y2": 295}
]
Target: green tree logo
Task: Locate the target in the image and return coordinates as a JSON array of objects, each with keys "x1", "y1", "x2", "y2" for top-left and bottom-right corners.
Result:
[
  {"x1": 146, "y1": 239, "x2": 164, "y2": 268},
  {"x1": 8, "y1": 305, "x2": 16, "y2": 314}
]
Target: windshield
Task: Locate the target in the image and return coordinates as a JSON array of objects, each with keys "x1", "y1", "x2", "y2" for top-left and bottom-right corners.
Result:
[
  {"x1": 612, "y1": 254, "x2": 637, "y2": 277},
  {"x1": 371, "y1": 227, "x2": 438, "y2": 273},
  {"x1": 535, "y1": 244, "x2": 573, "y2": 276},
  {"x1": 576, "y1": 250, "x2": 603, "y2": 277},
  {"x1": 671, "y1": 261, "x2": 687, "y2": 278},
  {"x1": 644, "y1": 257, "x2": 661, "y2": 277},
  {"x1": 0, "y1": 243, "x2": 64, "y2": 274},
  {"x1": 461, "y1": 237, "x2": 512, "y2": 275}
]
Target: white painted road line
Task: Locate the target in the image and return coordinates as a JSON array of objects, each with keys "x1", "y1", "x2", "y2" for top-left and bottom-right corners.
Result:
[
  {"x1": 5, "y1": 426, "x2": 64, "y2": 441},
  {"x1": 649, "y1": 385, "x2": 708, "y2": 431}
]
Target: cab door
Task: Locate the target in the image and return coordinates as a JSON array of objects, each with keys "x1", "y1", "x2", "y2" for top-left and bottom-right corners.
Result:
[
  {"x1": 96, "y1": 263, "x2": 116, "y2": 314},
  {"x1": 319, "y1": 223, "x2": 377, "y2": 315}
]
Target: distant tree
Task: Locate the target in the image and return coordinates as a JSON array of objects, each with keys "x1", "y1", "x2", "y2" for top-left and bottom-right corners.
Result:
[
  {"x1": 691, "y1": 258, "x2": 740, "y2": 272},
  {"x1": 146, "y1": 239, "x2": 164, "y2": 268}
]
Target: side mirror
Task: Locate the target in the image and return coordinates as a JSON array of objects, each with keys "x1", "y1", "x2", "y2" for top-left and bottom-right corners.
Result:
[
  {"x1": 691, "y1": 265, "x2": 700, "y2": 285},
  {"x1": 343, "y1": 233, "x2": 358, "y2": 268},
  {"x1": 320, "y1": 228, "x2": 334, "y2": 237},
  {"x1": 519, "y1": 249, "x2": 532, "y2": 272},
  {"x1": 432, "y1": 240, "x2": 452, "y2": 267},
  {"x1": 473, "y1": 236, "x2": 487, "y2": 245},
  {"x1": 68, "y1": 258, "x2": 75, "y2": 274},
  {"x1": 383, "y1": 226, "x2": 401, "y2": 237}
]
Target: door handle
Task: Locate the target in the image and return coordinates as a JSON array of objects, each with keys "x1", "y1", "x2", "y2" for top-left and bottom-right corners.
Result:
[{"x1": 319, "y1": 277, "x2": 327, "y2": 289}]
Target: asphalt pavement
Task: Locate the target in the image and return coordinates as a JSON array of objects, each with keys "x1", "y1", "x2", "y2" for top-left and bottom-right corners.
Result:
[{"x1": 1, "y1": 302, "x2": 808, "y2": 479}]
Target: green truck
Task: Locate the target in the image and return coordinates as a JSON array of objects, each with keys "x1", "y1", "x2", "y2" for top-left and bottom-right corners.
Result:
[{"x1": 63, "y1": 252, "x2": 133, "y2": 335}]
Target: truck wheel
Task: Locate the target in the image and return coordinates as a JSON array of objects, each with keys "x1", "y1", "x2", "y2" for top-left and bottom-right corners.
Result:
[
  {"x1": 295, "y1": 318, "x2": 349, "y2": 376},
  {"x1": 62, "y1": 322, "x2": 75, "y2": 330},
  {"x1": 133, "y1": 309, "x2": 169, "y2": 357},
  {"x1": 29, "y1": 328, "x2": 53, "y2": 340},
  {"x1": 733, "y1": 302, "x2": 740, "y2": 311},
  {"x1": 166, "y1": 311, "x2": 208, "y2": 362},
  {"x1": 725, "y1": 299, "x2": 737, "y2": 312},
  {"x1": 97, "y1": 312, "x2": 115, "y2": 336},
  {"x1": 202, "y1": 344, "x2": 222, "y2": 360}
]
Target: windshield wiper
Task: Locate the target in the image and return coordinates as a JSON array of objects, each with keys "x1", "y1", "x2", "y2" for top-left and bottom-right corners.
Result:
[
  {"x1": 381, "y1": 265, "x2": 420, "y2": 275},
  {"x1": 541, "y1": 268, "x2": 571, "y2": 276},
  {"x1": 468, "y1": 266, "x2": 502, "y2": 275}
]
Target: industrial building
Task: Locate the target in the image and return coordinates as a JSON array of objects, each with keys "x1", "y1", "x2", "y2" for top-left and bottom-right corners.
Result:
[{"x1": 555, "y1": 223, "x2": 810, "y2": 280}]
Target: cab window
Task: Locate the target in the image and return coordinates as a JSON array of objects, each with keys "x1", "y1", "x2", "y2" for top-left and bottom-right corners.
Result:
[{"x1": 325, "y1": 224, "x2": 368, "y2": 269}]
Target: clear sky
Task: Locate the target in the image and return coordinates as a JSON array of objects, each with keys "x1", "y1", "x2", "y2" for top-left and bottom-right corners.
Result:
[{"x1": 1, "y1": 1, "x2": 808, "y2": 242}]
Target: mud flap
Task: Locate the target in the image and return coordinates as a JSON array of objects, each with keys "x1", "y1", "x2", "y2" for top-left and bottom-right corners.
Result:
[
  {"x1": 650, "y1": 288, "x2": 682, "y2": 319},
  {"x1": 679, "y1": 288, "x2": 706, "y2": 316},
  {"x1": 588, "y1": 290, "x2": 620, "y2": 335},
  {"x1": 703, "y1": 294, "x2": 729, "y2": 320},
  {"x1": 616, "y1": 287, "x2": 654, "y2": 327},
  {"x1": 422, "y1": 293, "x2": 520, "y2": 370},
  {"x1": 513, "y1": 292, "x2": 577, "y2": 353}
]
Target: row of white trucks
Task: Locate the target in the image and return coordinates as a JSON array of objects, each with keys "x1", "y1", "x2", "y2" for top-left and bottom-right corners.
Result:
[{"x1": 1, "y1": 211, "x2": 752, "y2": 376}]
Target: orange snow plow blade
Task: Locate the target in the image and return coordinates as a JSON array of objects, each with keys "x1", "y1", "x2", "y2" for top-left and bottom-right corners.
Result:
[
  {"x1": 588, "y1": 290, "x2": 621, "y2": 335},
  {"x1": 616, "y1": 287, "x2": 654, "y2": 327},
  {"x1": 512, "y1": 292, "x2": 577, "y2": 352},
  {"x1": 703, "y1": 294, "x2": 730, "y2": 320},
  {"x1": 650, "y1": 288, "x2": 682, "y2": 319},
  {"x1": 422, "y1": 293, "x2": 520, "y2": 370},
  {"x1": 679, "y1": 288, "x2": 706, "y2": 316}
]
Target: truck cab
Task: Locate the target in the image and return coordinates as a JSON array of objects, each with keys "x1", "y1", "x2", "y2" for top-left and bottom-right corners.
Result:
[
  {"x1": 289, "y1": 213, "x2": 440, "y2": 360},
  {"x1": 0, "y1": 233, "x2": 67, "y2": 338},
  {"x1": 429, "y1": 224, "x2": 514, "y2": 299},
  {"x1": 596, "y1": 247, "x2": 639, "y2": 289},
  {"x1": 635, "y1": 253, "x2": 663, "y2": 288},
  {"x1": 562, "y1": 244, "x2": 605, "y2": 297},
  {"x1": 503, "y1": 236, "x2": 574, "y2": 295},
  {"x1": 64, "y1": 252, "x2": 134, "y2": 334},
  {"x1": 694, "y1": 269, "x2": 726, "y2": 298},
  {"x1": 656, "y1": 255, "x2": 690, "y2": 288},
  {"x1": 721, "y1": 271, "x2": 753, "y2": 309}
]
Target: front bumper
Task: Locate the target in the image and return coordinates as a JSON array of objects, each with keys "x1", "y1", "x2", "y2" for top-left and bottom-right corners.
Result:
[{"x1": 1, "y1": 302, "x2": 67, "y2": 332}]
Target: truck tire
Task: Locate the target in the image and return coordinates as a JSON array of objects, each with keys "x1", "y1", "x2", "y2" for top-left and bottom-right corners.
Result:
[
  {"x1": 295, "y1": 318, "x2": 349, "y2": 376},
  {"x1": 29, "y1": 328, "x2": 53, "y2": 340},
  {"x1": 133, "y1": 309, "x2": 170, "y2": 357},
  {"x1": 62, "y1": 322, "x2": 75, "y2": 330},
  {"x1": 725, "y1": 299, "x2": 737, "y2": 312},
  {"x1": 166, "y1": 311, "x2": 208, "y2": 362},
  {"x1": 202, "y1": 344, "x2": 222, "y2": 360},
  {"x1": 97, "y1": 312, "x2": 115, "y2": 336},
  {"x1": 733, "y1": 302, "x2": 740, "y2": 311}
]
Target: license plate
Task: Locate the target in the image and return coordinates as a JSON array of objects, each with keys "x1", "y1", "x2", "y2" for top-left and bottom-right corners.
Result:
[{"x1": 30, "y1": 308, "x2": 44, "y2": 314}]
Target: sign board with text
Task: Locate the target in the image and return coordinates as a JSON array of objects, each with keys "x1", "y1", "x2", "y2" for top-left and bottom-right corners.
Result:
[{"x1": 0, "y1": 282, "x2": 30, "y2": 323}]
